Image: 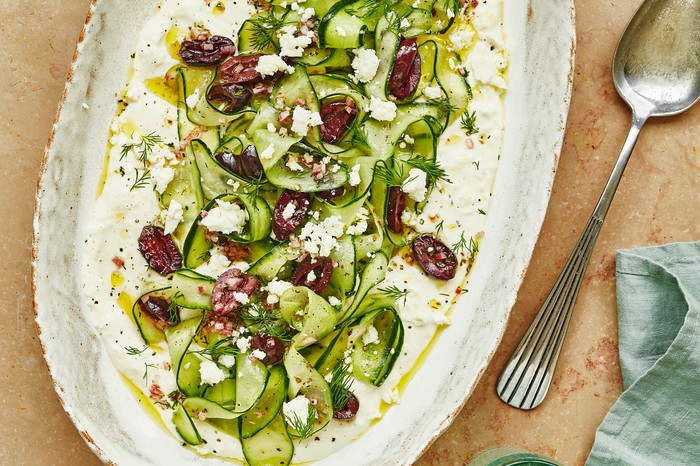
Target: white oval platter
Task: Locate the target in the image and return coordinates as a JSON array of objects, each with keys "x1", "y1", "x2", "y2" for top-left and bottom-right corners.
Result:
[{"x1": 33, "y1": 0, "x2": 575, "y2": 464}]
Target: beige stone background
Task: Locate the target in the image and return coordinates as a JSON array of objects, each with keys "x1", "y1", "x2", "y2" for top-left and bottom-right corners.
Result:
[{"x1": 0, "y1": 0, "x2": 697, "y2": 464}]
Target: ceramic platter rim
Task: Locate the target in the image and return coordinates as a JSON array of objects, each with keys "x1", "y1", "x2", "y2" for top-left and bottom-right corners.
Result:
[{"x1": 32, "y1": 1, "x2": 575, "y2": 464}]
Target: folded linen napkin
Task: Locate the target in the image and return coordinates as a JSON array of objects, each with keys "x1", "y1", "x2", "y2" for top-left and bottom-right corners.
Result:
[{"x1": 586, "y1": 242, "x2": 700, "y2": 466}]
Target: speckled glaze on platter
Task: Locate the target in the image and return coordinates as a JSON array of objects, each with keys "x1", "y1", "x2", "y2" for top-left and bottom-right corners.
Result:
[{"x1": 32, "y1": 1, "x2": 575, "y2": 464}]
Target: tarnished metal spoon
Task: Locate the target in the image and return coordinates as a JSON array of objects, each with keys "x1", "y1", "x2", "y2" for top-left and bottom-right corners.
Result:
[{"x1": 497, "y1": 0, "x2": 700, "y2": 410}]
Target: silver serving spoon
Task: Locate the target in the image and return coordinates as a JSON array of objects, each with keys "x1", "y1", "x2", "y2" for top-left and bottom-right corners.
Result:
[{"x1": 497, "y1": 0, "x2": 700, "y2": 410}]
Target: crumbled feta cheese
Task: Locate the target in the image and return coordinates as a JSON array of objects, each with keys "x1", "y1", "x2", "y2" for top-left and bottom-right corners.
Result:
[
  {"x1": 412, "y1": 0, "x2": 420, "y2": 6},
  {"x1": 199, "y1": 359, "x2": 226, "y2": 386},
  {"x1": 348, "y1": 164, "x2": 361, "y2": 186},
  {"x1": 201, "y1": 199, "x2": 248, "y2": 234},
  {"x1": 351, "y1": 48, "x2": 380, "y2": 83},
  {"x1": 328, "y1": 296, "x2": 341, "y2": 307},
  {"x1": 362, "y1": 325, "x2": 380, "y2": 346},
  {"x1": 278, "y1": 25, "x2": 313, "y2": 57},
  {"x1": 345, "y1": 207, "x2": 369, "y2": 235},
  {"x1": 163, "y1": 200, "x2": 184, "y2": 235},
  {"x1": 255, "y1": 54, "x2": 295, "y2": 78},
  {"x1": 286, "y1": 156, "x2": 304, "y2": 172},
  {"x1": 467, "y1": 40, "x2": 507, "y2": 87},
  {"x1": 260, "y1": 143, "x2": 275, "y2": 160},
  {"x1": 232, "y1": 291, "x2": 250, "y2": 305},
  {"x1": 401, "y1": 209, "x2": 418, "y2": 227},
  {"x1": 446, "y1": 8, "x2": 455, "y2": 18},
  {"x1": 219, "y1": 354, "x2": 236, "y2": 368},
  {"x1": 283, "y1": 395, "x2": 315, "y2": 424},
  {"x1": 400, "y1": 18, "x2": 410, "y2": 29},
  {"x1": 368, "y1": 97, "x2": 397, "y2": 121},
  {"x1": 186, "y1": 88, "x2": 201, "y2": 108},
  {"x1": 282, "y1": 202, "x2": 297, "y2": 220},
  {"x1": 403, "y1": 168, "x2": 428, "y2": 202},
  {"x1": 236, "y1": 336, "x2": 251, "y2": 352},
  {"x1": 227, "y1": 179, "x2": 241, "y2": 191},
  {"x1": 306, "y1": 270, "x2": 317, "y2": 282},
  {"x1": 291, "y1": 106, "x2": 323, "y2": 137},
  {"x1": 265, "y1": 278, "x2": 293, "y2": 305},
  {"x1": 336, "y1": 26, "x2": 347, "y2": 37},
  {"x1": 208, "y1": 248, "x2": 231, "y2": 275},
  {"x1": 449, "y1": 28, "x2": 474, "y2": 51},
  {"x1": 300, "y1": 7, "x2": 315, "y2": 21},
  {"x1": 267, "y1": 123, "x2": 277, "y2": 132},
  {"x1": 423, "y1": 85, "x2": 442, "y2": 100},
  {"x1": 251, "y1": 349, "x2": 267, "y2": 361},
  {"x1": 149, "y1": 160, "x2": 175, "y2": 194},
  {"x1": 403, "y1": 134, "x2": 415, "y2": 144},
  {"x1": 382, "y1": 388, "x2": 401, "y2": 405},
  {"x1": 298, "y1": 215, "x2": 345, "y2": 256}
]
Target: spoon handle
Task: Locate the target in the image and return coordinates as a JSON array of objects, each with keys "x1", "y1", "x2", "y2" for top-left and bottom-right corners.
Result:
[{"x1": 496, "y1": 113, "x2": 648, "y2": 410}]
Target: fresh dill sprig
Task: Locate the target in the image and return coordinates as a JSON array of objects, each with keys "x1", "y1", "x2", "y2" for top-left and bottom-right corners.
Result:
[
  {"x1": 139, "y1": 133, "x2": 163, "y2": 164},
  {"x1": 346, "y1": 0, "x2": 393, "y2": 19},
  {"x1": 452, "y1": 232, "x2": 479, "y2": 260},
  {"x1": 120, "y1": 132, "x2": 163, "y2": 165},
  {"x1": 167, "y1": 292, "x2": 182, "y2": 325},
  {"x1": 373, "y1": 162, "x2": 404, "y2": 188},
  {"x1": 125, "y1": 346, "x2": 147, "y2": 356},
  {"x1": 285, "y1": 402, "x2": 316, "y2": 439},
  {"x1": 467, "y1": 236, "x2": 479, "y2": 260},
  {"x1": 379, "y1": 285, "x2": 409, "y2": 306},
  {"x1": 239, "y1": 304, "x2": 294, "y2": 342},
  {"x1": 349, "y1": 120, "x2": 369, "y2": 148},
  {"x1": 330, "y1": 362, "x2": 355, "y2": 412},
  {"x1": 192, "y1": 338, "x2": 239, "y2": 362},
  {"x1": 430, "y1": 97, "x2": 458, "y2": 117},
  {"x1": 435, "y1": 220, "x2": 445, "y2": 235},
  {"x1": 143, "y1": 362, "x2": 159, "y2": 381},
  {"x1": 155, "y1": 390, "x2": 183, "y2": 410},
  {"x1": 461, "y1": 110, "x2": 478, "y2": 136},
  {"x1": 120, "y1": 143, "x2": 134, "y2": 161},
  {"x1": 130, "y1": 168, "x2": 152, "y2": 191},
  {"x1": 406, "y1": 156, "x2": 451, "y2": 189},
  {"x1": 242, "y1": 172, "x2": 265, "y2": 204},
  {"x1": 472, "y1": 160, "x2": 480, "y2": 170},
  {"x1": 246, "y1": 11, "x2": 284, "y2": 53}
]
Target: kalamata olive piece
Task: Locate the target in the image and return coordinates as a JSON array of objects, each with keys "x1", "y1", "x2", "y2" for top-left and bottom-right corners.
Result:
[
  {"x1": 272, "y1": 190, "x2": 311, "y2": 240},
  {"x1": 291, "y1": 256, "x2": 334, "y2": 293},
  {"x1": 208, "y1": 84, "x2": 252, "y2": 113},
  {"x1": 215, "y1": 145, "x2": 263, "y2": 180},
  {"x1": 219, "y1": 54, "x2": 264, "y2": 86},
  {"x1": 138, "y1": 225, "x2": 182, "y2": 275},
  {"x1": 211, "y1": 268, "x2": 259, "y2": 317},
  {"x1": 316, "y1": 186, "x2": 345, "y2": 201},
  {"x1": 319, "y1": 100, "x2": 358, "y2": 144},
  {"x1": 386, "y1": 186, "x2": 405, "y2": 233},
  {"x1": 333, "y1": 393, "x2": 360, "y2": 420},
  {"x1": 137, "y1": 295, "x2": 174, "y2": 329},
  {"x1": 388, "y1": 38, "x2": 421, "y2": 100},
  {"x1": 238, "y1": 145, "x2": 263, "y2": 179},
  {"x1": 412, "y1": 234, "x2": 457, "y2": 280},
  {"x1": 180, "y1": 35, "x2": 236, "y2": 65},
  {"x1": 215, "y1": 151, "x2": 242, "y2": 175},
  {"x1": 251, "y1": 333, "x2": 285, "y2": 365}
]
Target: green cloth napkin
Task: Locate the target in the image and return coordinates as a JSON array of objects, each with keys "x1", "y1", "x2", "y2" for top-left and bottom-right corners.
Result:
[{"x1": 586, "y1": 242, "x2": 700, "y2": 466}]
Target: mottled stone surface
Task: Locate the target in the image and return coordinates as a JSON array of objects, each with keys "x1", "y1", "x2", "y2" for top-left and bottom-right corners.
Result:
[{"x1": 1, "y1": 0, "x2": 697, "y2": 464}]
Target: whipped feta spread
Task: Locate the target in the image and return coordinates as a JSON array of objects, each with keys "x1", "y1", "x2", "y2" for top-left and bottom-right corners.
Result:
[{"x1": 80, "y1": 0, "x2": 507, "y2": 462}]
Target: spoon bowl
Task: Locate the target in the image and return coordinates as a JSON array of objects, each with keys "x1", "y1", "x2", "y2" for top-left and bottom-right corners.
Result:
[
  {"x1": 614, "y1": 0, "x2": 700, "y2": 117},
  {"x1": 497, "y1": 0, "x2": 700, "y2": 410}
]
